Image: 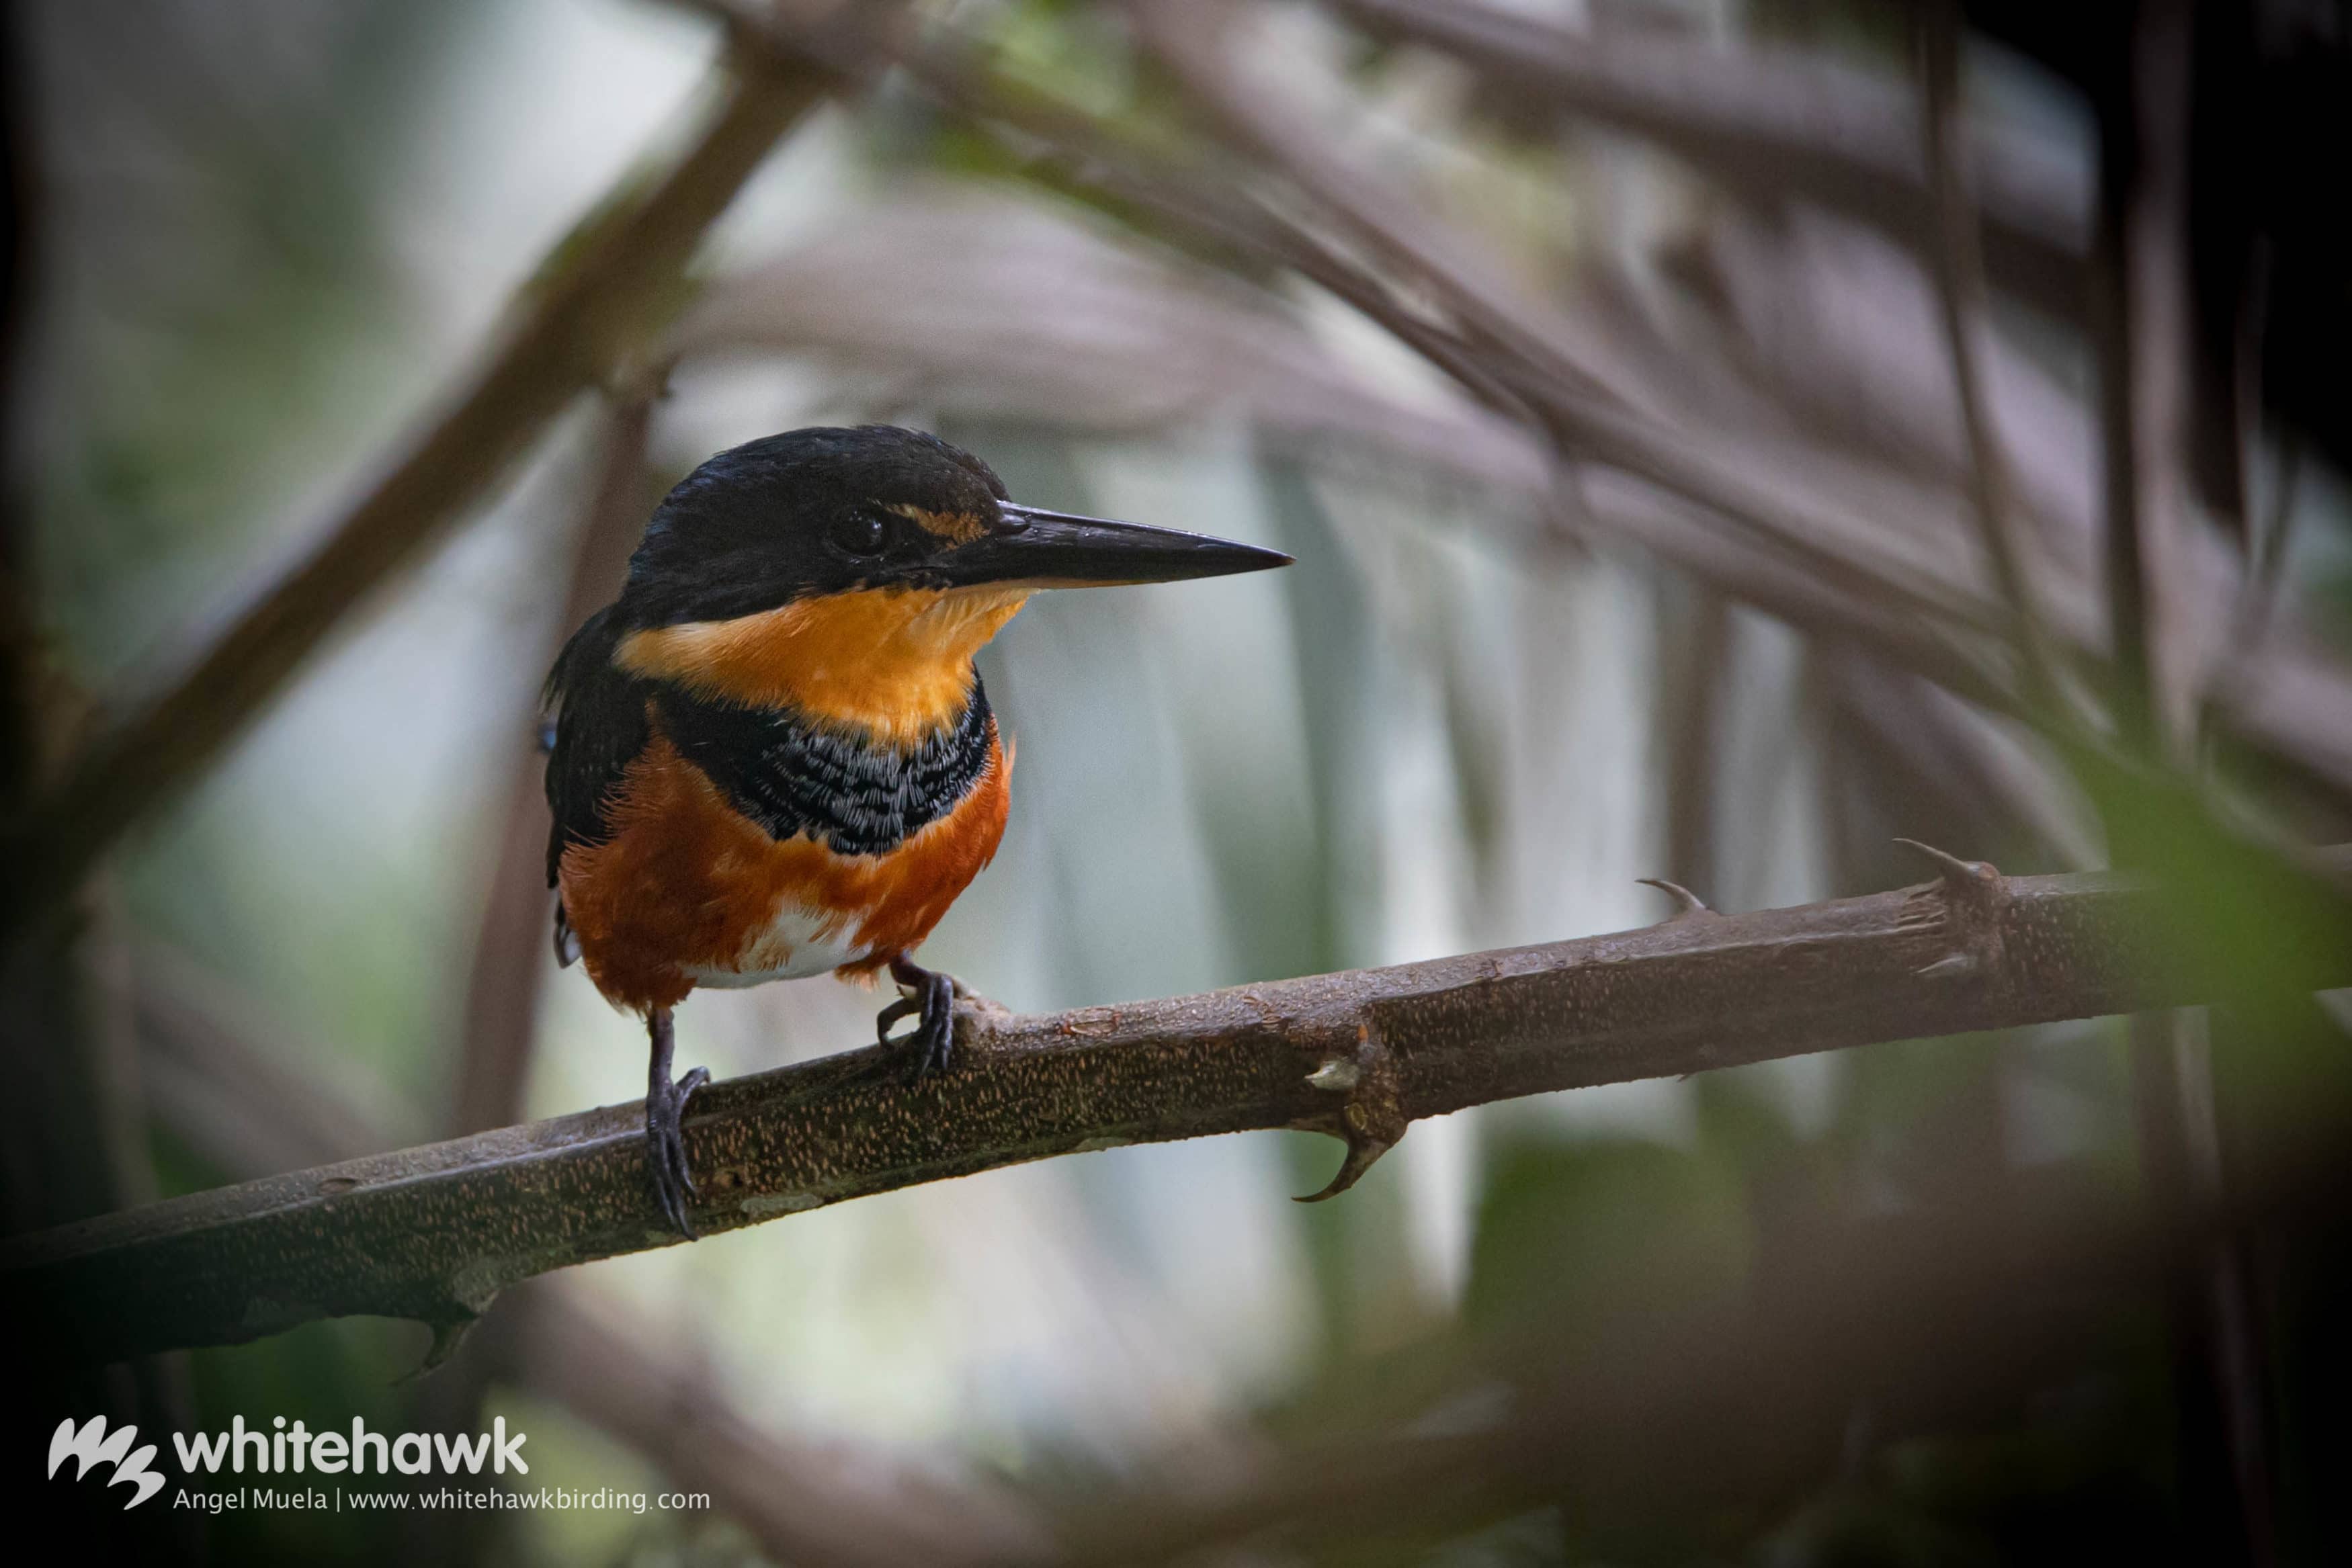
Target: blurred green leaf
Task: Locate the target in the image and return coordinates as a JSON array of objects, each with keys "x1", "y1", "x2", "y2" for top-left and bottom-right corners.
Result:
[{"x1": 1465, "y1": 1133, "x2": 1753, "y2": 1348}]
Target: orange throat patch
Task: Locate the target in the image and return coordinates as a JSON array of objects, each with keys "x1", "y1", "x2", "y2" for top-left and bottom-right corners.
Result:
[{"x1": 613, "y1": 584, "x2": 1030, "y2": 743}]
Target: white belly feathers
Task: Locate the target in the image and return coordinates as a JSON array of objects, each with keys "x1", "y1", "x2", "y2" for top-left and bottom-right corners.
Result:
[{"x1": 681, "y1": 898, "x2": 868, "y2": 988}]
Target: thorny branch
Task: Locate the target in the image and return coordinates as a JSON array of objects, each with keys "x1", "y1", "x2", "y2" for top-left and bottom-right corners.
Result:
[
  {"x1": 8, "y1": 847, "x2": 2347, "y2": 1368},
  {"x1": 132, "y1": 953, "x2": 1051, "y2": 1568}
]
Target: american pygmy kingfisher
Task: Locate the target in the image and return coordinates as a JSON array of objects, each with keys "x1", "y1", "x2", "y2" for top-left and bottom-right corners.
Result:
[{"x1": 544, "y1": 425, "x2": 1291, "y2": 1234}]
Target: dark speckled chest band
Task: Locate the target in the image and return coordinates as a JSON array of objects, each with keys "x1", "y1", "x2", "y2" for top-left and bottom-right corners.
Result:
[{"x1": 657, "y1": 677, "x2": 996, "y2": 858}]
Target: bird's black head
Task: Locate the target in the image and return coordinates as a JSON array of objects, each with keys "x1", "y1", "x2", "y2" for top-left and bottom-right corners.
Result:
[{"x1": 616, "y1": 425, "x2": 1288, "y2": 628}]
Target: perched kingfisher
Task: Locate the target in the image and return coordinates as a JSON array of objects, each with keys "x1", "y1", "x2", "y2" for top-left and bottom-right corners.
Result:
[{"x1": 544, "y1": 425, "x2": 1290, "y2": 1234}]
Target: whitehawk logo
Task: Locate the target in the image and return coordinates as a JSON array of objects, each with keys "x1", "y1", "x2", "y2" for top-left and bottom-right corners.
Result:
[{"x1": 48, "y1": 1416, "x2": 166, "y2": 1510}]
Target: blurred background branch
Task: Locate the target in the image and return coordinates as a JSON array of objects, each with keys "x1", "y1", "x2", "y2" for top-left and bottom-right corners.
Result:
[{"x1": 0, "y1": 25, "x2": 857, "y2": 937}]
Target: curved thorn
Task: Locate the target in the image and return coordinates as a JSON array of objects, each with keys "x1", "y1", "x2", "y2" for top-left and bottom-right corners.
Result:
[
  {"x1": 1305, "y1": 1058, "x2": 1361, "y2": 1092},
  {"x1": 399, "y1": 1316, "x2": 479, "y2": 1382},
  {"x1": 1637, "y1": 877, "x2": 1715, "y2": 918},
  {"x1": 1893, "y1": 837, "x2": 1992, "y2": 885},
  {"x1": 1294, "y1": 1130, "x2": 1396, "y2": 1203}
]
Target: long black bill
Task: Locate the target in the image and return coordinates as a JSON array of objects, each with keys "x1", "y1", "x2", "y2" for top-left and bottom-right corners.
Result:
[{"x1": 936, "y1": 504, "x2": 1292, "y2": 589}]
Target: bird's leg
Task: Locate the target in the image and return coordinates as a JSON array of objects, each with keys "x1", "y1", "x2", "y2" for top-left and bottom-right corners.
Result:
[
  {"x1": 644, "y1": 1006, "x2": 709, "y2": 1238},
  {"x1": 880, "y1": 956, "x2": 958, "y2": 1085}
]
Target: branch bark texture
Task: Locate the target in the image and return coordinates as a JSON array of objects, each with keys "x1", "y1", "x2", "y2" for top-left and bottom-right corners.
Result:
[{"x1": 9, "y1": 848, "x2": 2347, "y2": 1367}]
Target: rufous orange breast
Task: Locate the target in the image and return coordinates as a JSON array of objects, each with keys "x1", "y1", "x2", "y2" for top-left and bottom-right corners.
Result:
[
  {"x1": 559, "y1": 714, "x2": 1011, "y2": 1015},
  {"x1": 550, "y1": 582, "x2": 1026, "y2": 1015}
]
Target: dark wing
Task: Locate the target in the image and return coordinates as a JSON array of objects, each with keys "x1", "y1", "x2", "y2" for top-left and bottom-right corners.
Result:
[{"x1": 543, "y1": 607, "x2": 648, "y2": 961}]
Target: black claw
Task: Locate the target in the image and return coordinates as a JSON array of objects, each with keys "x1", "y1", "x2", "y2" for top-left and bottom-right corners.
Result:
[
  {"x1": 644, "y1": 1008, "x2": 706, "y2": 1239},
  {"x1": 879, "y1": 958, "x2": 958, "y2": 1086}
]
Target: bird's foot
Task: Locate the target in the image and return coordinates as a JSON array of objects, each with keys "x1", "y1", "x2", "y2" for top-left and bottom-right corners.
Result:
[
  {"x1": 647, "y1": 1065, "x2": 708, "y2": 1237},
  {"x1": 644, "y1": 1008, "x2": 708, "y2": 1238},
  {"x1": 878, "y1": 957, "x2": 958, "y2": 1086}
]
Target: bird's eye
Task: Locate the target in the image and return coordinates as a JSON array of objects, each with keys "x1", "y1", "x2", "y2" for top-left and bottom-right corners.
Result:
[{"x1": 829, "y1": 510, "x2": 888, "y2": 558}]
